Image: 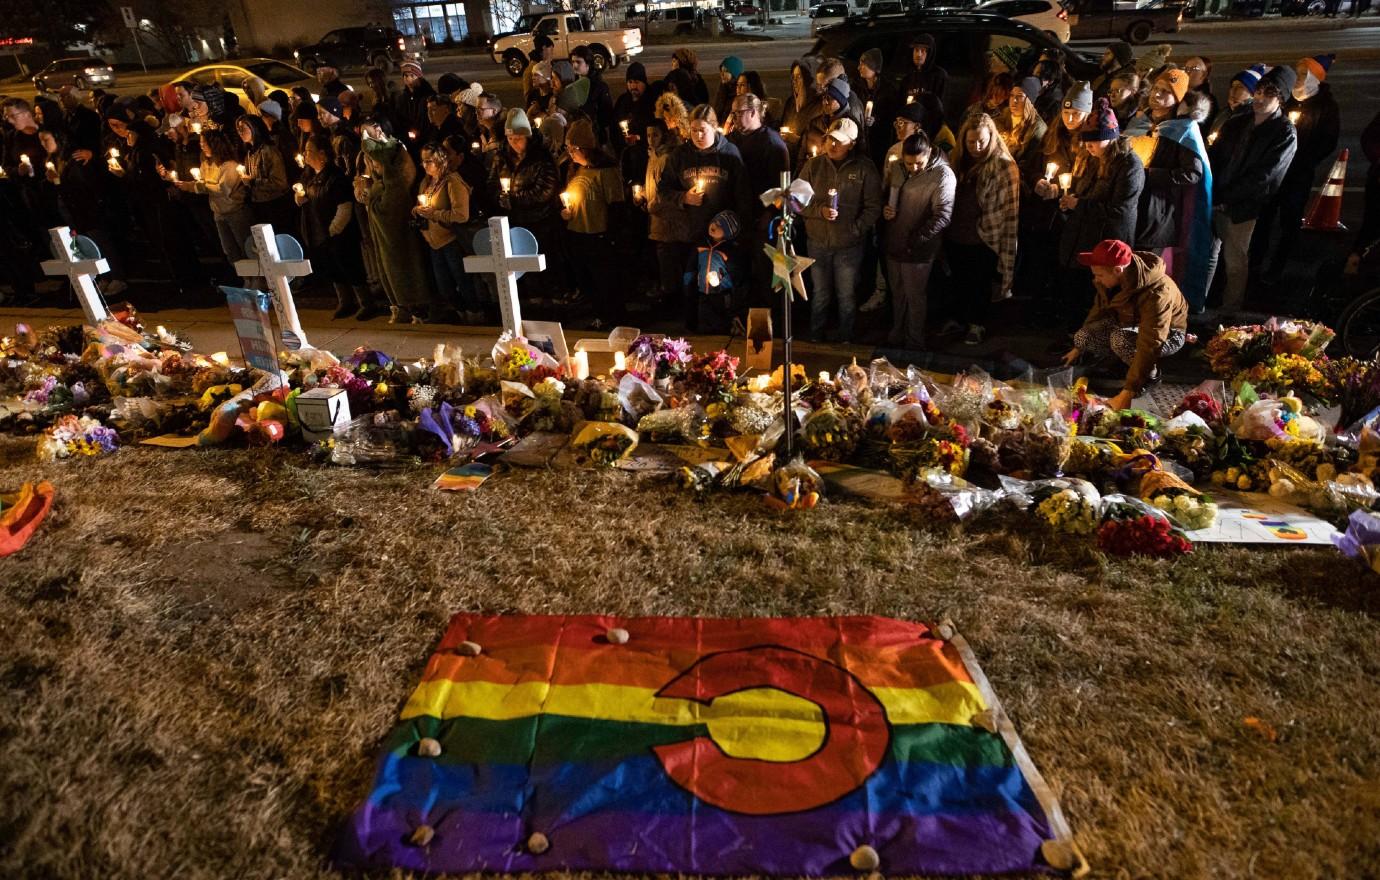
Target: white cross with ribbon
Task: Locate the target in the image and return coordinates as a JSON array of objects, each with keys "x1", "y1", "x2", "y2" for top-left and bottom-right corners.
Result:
[
  {"x1": 233, "y1": 223, "x2": 312, "y2": 350},
  {"x1": 463, "y1": 216, "x2": 545, "y2": 336},
  {"x1": 40, "y1": 227, "x2": 110, "y2": 325}
]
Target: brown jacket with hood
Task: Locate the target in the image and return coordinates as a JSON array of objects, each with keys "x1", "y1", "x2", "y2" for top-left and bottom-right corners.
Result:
[{"x1": 1083, "y1": 250, "x2": 1188, "y2": 393}]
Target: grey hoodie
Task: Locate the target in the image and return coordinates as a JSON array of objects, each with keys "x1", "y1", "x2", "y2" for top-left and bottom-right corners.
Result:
[{"x1": 884, "y1": 151, "x2": 955, "y2": 263}]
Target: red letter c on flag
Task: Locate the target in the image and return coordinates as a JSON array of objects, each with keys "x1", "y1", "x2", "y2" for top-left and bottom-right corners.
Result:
[{"x1": 652, "y1": 645, "x2": 891, "y2": 815}]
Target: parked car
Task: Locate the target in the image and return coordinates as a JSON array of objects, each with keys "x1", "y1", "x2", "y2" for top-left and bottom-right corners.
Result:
[
  {"x1": 175, "y1": 59, "x2": 319, "y2": 115},
  {"x1": 1280, "y1": 0, "x2": 1353, "y2": 13},
  {"x1": 492, "y1": 12, "x2": 643, "y2": 77},
  {"x1": 32, "y1": 57, "x2": 115, "y2": 93},
  {"x1": 730, "y1": 2, "x2": 764, "y2": 14},
  {"x1": 293, "y1": 26, "x2": 425, "y2": 74},
  {"x1": 1068, "y1": 0, "x2": 1183, "y2": 44},
  {"x1": 975, "y1": 0, "x2": 1073, "y2": 42},
  {"x1": 811, "y1": 1, "x2": 853, "y2": 32},
  {"x1": 639, "y1": 5, "x2": 705, "y2": 36},
  {"x1": 810, "y1": 11, "x2": 1100, "y2": 121}
]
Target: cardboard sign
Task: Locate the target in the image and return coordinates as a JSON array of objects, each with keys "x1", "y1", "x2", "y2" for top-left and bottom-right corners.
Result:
[
  {"x1": 222, "y1": 286, "x2": 278, "y2": 373},
  {"x1": 296, "y1": 387, "x2": 351, "y2": 442},
  {"x1": 523, "y1": 320, "x2": 569, "y2": 366},
  {"x1": 1186, "y1": 490, "x2": 1340, "y2": 545},
  {"x1": 744, "y1": 308, "x2": 773, "y2": 372},
  {"x1": 500, "y1": 432, "x2": 570, "y2": 468}
]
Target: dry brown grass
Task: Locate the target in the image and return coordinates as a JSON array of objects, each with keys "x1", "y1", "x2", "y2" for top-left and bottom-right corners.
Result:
[{"x1": 2, "y1": 437, "x2": 1379, "y2": 880}]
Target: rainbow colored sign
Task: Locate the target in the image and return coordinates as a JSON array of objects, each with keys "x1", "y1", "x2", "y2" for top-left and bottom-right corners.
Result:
[{"x1": 336, "y1": 615, "x2": 1082, "y2": 876}]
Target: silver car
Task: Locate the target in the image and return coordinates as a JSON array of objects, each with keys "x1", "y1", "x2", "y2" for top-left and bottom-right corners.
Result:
[{"x1": 33, "y1": 57, "x2": 116, "y2": 93}]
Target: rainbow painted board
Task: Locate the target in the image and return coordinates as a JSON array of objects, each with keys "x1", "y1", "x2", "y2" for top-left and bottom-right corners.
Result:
[{"x1": 335, "y1": 614, "x2": 1082, "y2": 876}]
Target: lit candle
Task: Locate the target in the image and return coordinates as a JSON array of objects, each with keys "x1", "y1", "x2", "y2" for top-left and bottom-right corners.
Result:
[
  {"x1": 45, "y1": 160, "x2": 56, "y2": 172},
  {"x1": 190, "y1": 167, "x2": 202, "y2": 181},
  {"x1": 818, "y1": 370, "x2": 831, "y2": 385},
  {"x1": 810, "y1": 145, "x2": 818, "y2": 158},
  {"x1": 293, "y1": 182, "x2": 305, "y2": 195},
  {"x1": 295, "y1": 153, "x2": 305, "y2": 168},
  {"x1": 210, "y1": 351, "x2": 231, "y2": 366},
  {"x1": 559, "y1": 191, "x2": 573, "y2": 208},
  {"x1": 864, "y1": 99, "x2": 873, "y2": 119},
  {"x1": 155, "y1": 325, "x2": 167, "y2": 336},
  {"x1": 500, "y1": 176, "x2": 512, "y2": 194},
  {"x1": 192, "y1": 122, "x2": 203, "y2": 134},
  {"x1": 1058, "y1": 172, "x2": 1073, "y2": 194},
  {"x1": 19, "y1": 153, "x2": 31, "y2": 168},
  {"x1": 906, "y1": 94, "x2": 915, "y2": 105},
  {"x1": 1288, "y1": 110, "x2": 1301, "y2": 125},
  {"x1": 780, "y1": 125, "x2": 792, "y2": 135},
  {"x1": 109, "y1": 148, "x2": 120, "y2": 160},
  {"x1": 694, "y1": 176, "x2": 706, "y2": 194},
  {"x1": 619, "y1": 119, "x2": 630, "y2": 134},
  {"x1": 572, "y1": 350, "x2": 590, "y2": 381},
  {"x1": 418, "y1": 193, "x2": 430, "y2": 207},
  {"x1": 1208, "y1": 130, "x2": 1219, "y2": 145},
  {"x1": 168, "y1": 169, "x2": 178, "y2": 181},
  {"x1": 632, "y1": 183, "x2": 643, "y2": 200},
  {"x1": 236, "y1": 163, "x2": 247, "y2": 176},
  {"x1": 534, "y1": 116, "x2": 544, "y2": 127},
  {"x1": 471, "y1": 141, "x2": 480, "y2": 152},
  {"x1": 613, "y1": 351, "x2": 626, "y2": 372},
  {"x1": 707, "y1": 270, "x2": 721, "y2": 287},
  {"x1": 408, "y1": 130, "x2": 418, "y2": 140},
  {"x1": 1045, "y1": 161, "x2": 1058, "y2": 181},
  {"x1": 888, "y1": 154, "x2": 898, "y2": 163}
]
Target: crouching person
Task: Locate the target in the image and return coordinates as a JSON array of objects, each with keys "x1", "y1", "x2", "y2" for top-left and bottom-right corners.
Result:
[{"x1": 1062, "y1": 239, "x2": 1188, "y2": 410}]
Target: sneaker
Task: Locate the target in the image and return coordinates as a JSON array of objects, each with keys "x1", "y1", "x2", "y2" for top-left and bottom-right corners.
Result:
[
  {"x1": 963, "y1": 324, "x2": 985, "y2": 346},
  {"x1": 859, "y1": 289, "x2": 887, "y2": 313},
  {"x1": 1147, "y1": 365, "x2": 1162, "y2": 385}
]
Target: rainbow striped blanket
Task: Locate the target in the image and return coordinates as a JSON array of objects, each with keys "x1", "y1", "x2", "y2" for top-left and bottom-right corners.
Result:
[{"x1": 336, "y1": 614, "x2": 1082, "y2": 876}]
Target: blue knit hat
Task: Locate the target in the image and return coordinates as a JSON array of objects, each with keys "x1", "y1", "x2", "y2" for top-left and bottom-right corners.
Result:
[
  {"x1": 1232, "y1": 63, "x2": 1267, "y2": 95},
  {"x1": 1080, "y1": 97, "x2": 1119, "y2": 142},
  {"x1": 710, "y1": 209, "x2": 741, "y2": 241},
  {"x1": 721, "y1": 55, "x2": 744, "y2": 80}
]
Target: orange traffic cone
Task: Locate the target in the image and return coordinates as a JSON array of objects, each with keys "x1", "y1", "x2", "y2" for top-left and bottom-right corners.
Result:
[{"x1": 1302, "y1": 148, "x2": 1349, "y2": 231}]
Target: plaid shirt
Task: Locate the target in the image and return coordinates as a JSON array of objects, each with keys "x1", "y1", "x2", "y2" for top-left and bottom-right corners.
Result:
[{"x1": 973, "y1": 155, "x2": 1021, "y2": 294}]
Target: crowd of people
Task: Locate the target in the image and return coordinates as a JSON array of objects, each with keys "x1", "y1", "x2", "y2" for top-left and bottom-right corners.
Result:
[{"x1": 1, "y1": 38, "x2": 1377, "y2": 398}]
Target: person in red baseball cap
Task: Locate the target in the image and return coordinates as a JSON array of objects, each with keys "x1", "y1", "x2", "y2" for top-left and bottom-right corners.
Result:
[{"x1": 1061, "y1": 239, "x2": 1189, "y2": 409}]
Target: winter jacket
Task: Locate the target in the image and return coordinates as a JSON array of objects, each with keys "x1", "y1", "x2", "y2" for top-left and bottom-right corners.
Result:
[
  {"x1": 245, "y1": 142, "x2": 290, "y2": 203},
  {"x1": 417, "y1": 171, "x2": 471, "y2": 250},
  {"x1": 195, "y1": 159, "x2": 249, "y2": 217},
  {"x1": 489, "y1": 138, "x2": 559, "y2": 228},
  {"x1": 855, "y1": 75, "x2": 899, "y2": 169},
  {"x1": 1060, "y1": 142, "x2": 1144, "y2": 268},
  {"x1": 581, "y1": 73, "x2": 618, "y2": 146},
  {"x1": 655, "y1": 134, "x2": 752, "y2": 244},
  {"x1": 1080, "y1": 251, "x2": 1188, "y2": 393},
  {"x1": 799, "y1": 151, "x2": 883, "y2": 251},
  {"x1": 900, "y1": 55, "x2": 949, "y2": 107},
  {"x1": 996, "y1": 108, "x2": 1047, "y2": 167},
  {"x1": 1135, "y1": 125, "x2": 1205, "y2": 250},
  {"x1": 564, "y1": 163, "x2": 624, "y2": 235},
  {"x1": 728, "y1": 125, "x2": 790, "y2": 232},
  {"x1": 1282, "y1": 83, "x2": 1340, "y2": 185},
  {"x1": 1020, "y1": 122, "x2": 1083, "y2": 230},
  {"x1": 884, "y1": 151, "x2": 955, "y2": 263},
  {"x1": 393, "y1": 80, "x2": 437, "y2": 145},
  {"x1": 1208, "y1": 108, "x2": 1297, "y2": 223},
  {"x1": 684, "y1": 238, "x2": 736, "y2": 296},
  {"x1": 613, "y1": 91, "x2": 656, "y2": 143},
  {"x1": 781, "y1": 57, "x2": 824, "y2": 160},
  {"x1": 646, "y1": 140, "x2": 688, "y2": 243},
  {"x1": 957, "y1": 152, "x2": 1021, "y2": 293},
  {"x1": 663, "y1": 68, "x2": 709, "y2": 107}
]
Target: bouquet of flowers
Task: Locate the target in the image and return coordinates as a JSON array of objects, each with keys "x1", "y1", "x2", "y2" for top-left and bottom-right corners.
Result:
[
  {"x1": 637, "y1": 406, "x2": 706, "y2": 443},
  {"x1": 1097, "y1": 500, "x2": 1193, "y2": 558},
  {"x1": 1206, "y1": 320, "x2": 1334, "y2": 377},
  {"x1": 627, "y1": 335, "x2": 693, "y2": 383},
  {"x1": 1334, "y1": 510, "x2": 1380, "y2": 574},
  {"x1": 1321, "y1": 356, "x2": 1380, "y2": 430},
  {"x1": 1062, "y1": 436, "x2": 1123, "y2": 478},
  {"x1": 765, "y1": 457, "x2": 822, "y2": 510},
  {"x1": 1082, "y1": 408, "x2": 1162, "y2": 451},
  {"x1": 1171, "y1": 387, "x2": 1226, "y2": 427},
  {"x1": 1233, "y1": 353, "x2": 1328, "y2": 398},
  {"x1": 684, "y1": 350, "x2": 739, "y2": 404},
  {"x1": 35, "y1": 414, "x2": 119, "y2": 461},
  {"x1": 1016, "y1": 477, "x2": 1102, "y2": 534},
  {"x1": 571, "y1": 421, "x2": 638, "y2": 466},
  {"x1": 800, "y1": 401, "x2": 862, "y2": 462},
  {"x1": 1140, "y1": 466, "x2": 1218, "y2": 529},
  {"x1": 902, "y1": 467, "x2": 996, "y2": 524},
  {"x1": 982, "y1": 398, "x2": 1023, "y2": 432}
]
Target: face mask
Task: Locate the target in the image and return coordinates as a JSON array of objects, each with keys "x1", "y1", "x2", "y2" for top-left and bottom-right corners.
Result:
[{"x1": 1293, "y1": 71, "x2": 1319, "y2": 101}]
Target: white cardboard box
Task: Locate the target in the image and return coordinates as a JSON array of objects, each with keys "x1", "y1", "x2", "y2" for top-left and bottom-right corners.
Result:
[{"x1": 297, "y1": 387, "x2": 351, "y2": 442}]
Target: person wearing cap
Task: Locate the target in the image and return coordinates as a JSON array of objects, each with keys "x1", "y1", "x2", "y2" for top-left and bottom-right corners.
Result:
[
  {"x1": 1058, "y1": 98, "x2": 1144, "y2": 326},
  {"x1": 1124, "y1": 67, "x2": 1188, "y2": 138},
  {"x1": 1062, "y1": 239, "x2": 1188, "y2": 407},
  {"x1": 1204, "y1": 65, "x2": 1297, "y2": 314},
  {"x1": 1251, "y1": 54, "x2": 1340, "y2": 285},
  {"x1": 714, "y1": 56, "x2": 744, "y2": 128},
  {"x1": 781, "y1": 57, "x2": 824, "y2": 160},
  {"x1": 1132, "y1": 72, "x2": 1212, "y2": 311},
  {"x1": 882, "y1": 131, "x2": 954, "y2": 350},
  {"x1": 1182, "y1": 57, "x2": 1216, "y2": 125},
  {"x1": 561, "y1": 117, "x2": 626, "y2": 328},
  {"x1": 409, "y1": 141, "x2": 476, "y2": 325},
  {"x1": 997, "y1": 77, "x2": 1047, "y2": 166},
  {"x1": 394, "y1": 60, "x2": 436, "y2": 157},
  {"x1": 317, "y1": 95, "x2": 361, "y2": 177},
  {"x1": 614, "y1": 62, "x2": 656, "y2": 153},
  {"x1": 801, "y1": 75, "x2": 859, "y2": 169},
  {"x1": 946, "y1": 112, "x2": 1019, "y2": 345},
  {"x1": 654, "y1": 104, "x2": 750, "y2": 330},
  {"x1": 1093, "y1": 41, "x2": 1137, "y2": 97},
  {"x1": 488, "y1": 107, "x2": 561, "y2": 295},
  {"x1": 363, "y1": 67, "x2": 399, "y2": 132},
  {"x1": 799, "y1": 116, "x2": 882, "y2": 344},
  {"x1": 570, "y1": 45, "x2": 617, "y2": 146},
  {"x1": 523, "y1": 35, "x2": 556, "y2": 100},
  {"x1": 728, "y1": 93, "x2": 790, "y2": 308},
  {"x1": 1209, "y1": 64, "x2": 1264, "y2": 142},
  {"x1": 1016, "y1": 83, "x2": 1090, "y2": 308},
  {"x1": 686, "y1": 208, "x2": 743, "y2": 333},
  {"x1": 900, "y1": 34, "x2": 948, "y2": 107}
]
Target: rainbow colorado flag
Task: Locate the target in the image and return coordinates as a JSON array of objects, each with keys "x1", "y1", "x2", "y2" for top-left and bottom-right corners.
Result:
[{"x1": 336, "y1": 614, "x2": 1083, "y2": 876}]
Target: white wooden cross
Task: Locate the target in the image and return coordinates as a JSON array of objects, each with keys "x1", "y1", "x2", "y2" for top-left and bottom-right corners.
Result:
[
  {"x1": 40, "y1": 227, "x2": 110, "y2": 325},
  {"x1": 233, "y1": 223, "x2": 312, "y2": 350},
  {"x1": 463, "y1": 216, "x2": 546, "y2": 336}
]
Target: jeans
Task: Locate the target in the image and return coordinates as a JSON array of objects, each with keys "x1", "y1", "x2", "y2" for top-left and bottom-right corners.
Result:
[
  {"x1": 1205, "y1": 209, "x2": 1256, "y2": 311},
  {"x1": 215, "y1": 209, "x2": 258, "y2": 288},
  {"x1": 428, "y1": 240, "x2": 480, "y2": 312},
  {"x1": 886, "y1": 260, "x2": 934, "y2": 350},
  {"x1": 808, "y1": 242, "x2": 865, "y2": 342}
]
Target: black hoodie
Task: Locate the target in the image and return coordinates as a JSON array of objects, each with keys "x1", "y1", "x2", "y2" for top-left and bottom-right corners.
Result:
[
  {"x1": 655, "y1": 133, "x2": 751, "y2": 244},
  {"x1": 899, "y1": 35, "x2": 949, "y2": 109}
]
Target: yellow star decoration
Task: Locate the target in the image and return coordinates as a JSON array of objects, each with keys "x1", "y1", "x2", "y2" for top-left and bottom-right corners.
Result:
[{"x1": 765, "y1": 243, "x2": 814, "y2": 302}]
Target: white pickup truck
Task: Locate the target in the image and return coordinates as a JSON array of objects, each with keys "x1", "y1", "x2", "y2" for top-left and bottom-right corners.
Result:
[{"x1": 492, "y1": 13, "x2": 643, "y2": 78}]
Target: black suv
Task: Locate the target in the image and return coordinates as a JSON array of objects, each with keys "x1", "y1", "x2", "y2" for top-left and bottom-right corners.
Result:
[
  {"x1": 810, "y1": 11, "x2": 1098, "y2": 122},
  {"x1": 293, "y1": 26, "x2": 425, "y2": 74}
]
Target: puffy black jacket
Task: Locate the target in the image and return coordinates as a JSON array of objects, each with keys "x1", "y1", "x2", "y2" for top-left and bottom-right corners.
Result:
[
  {"x1": 1060, "y1": 142, "x2": 1144, "y2": 267},
  {"x1": 1282, "y1": 83, "x2": 1340, "y2": 184},
  {"x1": 1208, "y1": 108, "x2": 1297, "y2": 223},
  {"x1": 1136, "y1": 132, "x2": 1204, "y2": 250}
]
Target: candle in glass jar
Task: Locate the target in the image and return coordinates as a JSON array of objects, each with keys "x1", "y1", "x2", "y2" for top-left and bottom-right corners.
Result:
[
  {"x1": 1058, "y1": 172, "x2": 1073, "y2": 194},
  {"x1": 707, "y1": 269, "x2": 721, "y2": 287},
  {"x1": 19, "y1": 154, "x2": 30, "y2": 168},
  {"x1": 500, "y1": 176, "x2": 512, "y2": 193},
  {"x1": 191, "y1": 122, "x2": 202, "y2": 134},
  {"x1": 694, "y1": 176, "x2": 706, "y2": 194},
  {"x1": 906, "y1": 93, "x2": 915, "y2": 105},
  {"x1": 613, "y1": 351, "x2": 626, "y2": 372},
  {"x1": 818, "y1": 370, "x2": 831, "y2": 385}
]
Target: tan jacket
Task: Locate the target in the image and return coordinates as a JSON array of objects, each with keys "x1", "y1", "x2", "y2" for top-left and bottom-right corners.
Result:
[
  {"x1": 417, "y1": 172, "x2": 471, "y2": 250},
  {"x1": 1085, "y1": 251, "x2": 1189, "y2": 393}
]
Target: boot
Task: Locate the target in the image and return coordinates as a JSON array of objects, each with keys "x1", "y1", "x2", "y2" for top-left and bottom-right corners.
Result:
[
  {"x1": 332, "y1": 283, "x2": 358, "y2": 319},
  {"x1": 351, "y1": 285, "x2": 387, "y2": 321}
]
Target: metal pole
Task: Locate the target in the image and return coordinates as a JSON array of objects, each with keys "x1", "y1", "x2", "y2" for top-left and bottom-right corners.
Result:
[
  {"x1": 778, "y1": 170, "x2": 794, "y2": 460},
  {"x1": 131, "y1": 26, "x2": 147, "y2": 73}
]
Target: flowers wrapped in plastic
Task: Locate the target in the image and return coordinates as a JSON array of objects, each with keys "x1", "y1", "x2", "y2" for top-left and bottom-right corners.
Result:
[
  {"x1": 329, "y1": 411, "x2": 414, "y2": 467},
  {"x1": 1230, "y1": 395, "x2": 1327, "y2": 443},
  {"x1": 800, "y1": 401, "x2": 862, "y2": 462},
  {"x1": 571, "y1": 421, "x2": 638, "y2": 467},
  {"x1": 1334, "y1": 510, "x2": 1380, "y2": 574},
  {"x1": 1098, "y1": 494, "x2": 1193, "y2": 558},
  {"x1": 1003, "y1": 476, "x2": 1102, "y2": 534},
  {"x1": 765, "y1": 456, "x2": 823, "y2": 510},
  {"x1": 1135, "y1": 457, "x2": 1219, "y2": 530},
  {"x1": 1266, "y1": 459, "x2": 1378, "y2": 523},
  {"x1": 637, "y1": 406, "x2": 707, "y2": 443},
  {"x1": 903, "y1": 467, "x2": 999, "y2": 525},
  {"x1": 36, "y1": 414, "x2": 118, "y2": 461}
]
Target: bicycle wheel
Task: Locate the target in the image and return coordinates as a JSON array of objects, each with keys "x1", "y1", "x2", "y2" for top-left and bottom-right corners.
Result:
[{"x1": 1336, "y1": 286, "x2": 1380, "y2": 359}]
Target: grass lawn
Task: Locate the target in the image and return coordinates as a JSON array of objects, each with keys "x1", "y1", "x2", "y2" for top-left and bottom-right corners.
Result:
[{"x1": 2, "y1": 439, "x2": 1379, "y2": 879}]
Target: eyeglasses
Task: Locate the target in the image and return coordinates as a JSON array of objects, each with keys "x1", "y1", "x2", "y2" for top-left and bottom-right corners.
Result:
[
  {"x1": 731, "y1": 108, "x2": 755, "y2": 117},
  {"x1": 1184, "y1": 65, "x2": 1206, "y2": 74}
]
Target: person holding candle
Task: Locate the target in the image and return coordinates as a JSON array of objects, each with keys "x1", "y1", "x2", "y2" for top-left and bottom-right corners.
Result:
[
  {"x1": 235, "y1": 114, "x2": 294, "y2": 233},
  {"x1": 1018, "y1": 82, "x2": 1091, "y2": 308},
  {"x1": 799, "y1": 118, "x2": 882, "y2": 345},
  {"x1": 801, "y1": 76, "x2": 859, "y2": 171},
  {"x1": 644, "y1": 120, "x2": 690, "y2": 309},
  {"x1": 1250, "y1": 54, "x2": 1340, "y2": 287},
  {"x1": 1208, "y1": 64, "x2": 1264, "y2": 143},
  {"x1": 410, "y1": 143, "x2": 474, "y2": 324},
  {"x1": 781, "y1": 57, "x2": 823, "y2": 162},
  {"x1": 899, "y1": 34, "x2": 948, "y2": 108},
  {"x1": 655, "y1": 104, "x2": 751, "y2": 330},
  {"x1": 395, "y1": 60, "x2": 437, "y2": 161},
  {"x1": 293, "y1": 133, "x2": 385, "y2": 321},
  {"x1": 614, "y1": 62, "x2": 656, "y2": 160},
  {"x1": 883, "y1": 131, "x2": 954, "y2": 351},
  {"x1": 685, "y1": 209, "x2": 742, "y2": 333},
  {"x1": 488, "y1": 108, "x2": 563, "y2": 302},
  {"x1": 1057, "y1": 99, "x2": 1144, "y2": 327},
  {"x1": 317, "y1": 96, "x2": 361, "y2": 178},
  {"x1": 856, "y1": 49, "x2": 898, "y2": 170},
  {"x1": 947, "y1": 112, "x2": 1019, "y2": 346},
  {"x1": 1203, "y1": 66, "x2": 1296, "y2": 315},
  {"x1": 1123, "y1": 68, "x2": 1188, "y2": 138},
  {"x1": 176, "y1": 129, "x2": 256, "y2": 289},
  {"x1": 997, "y1": 78, "x2": 1047, "y2": 167},
  {"x1": 561, "y1": 118, "x2": 626, "y2": 329}
]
